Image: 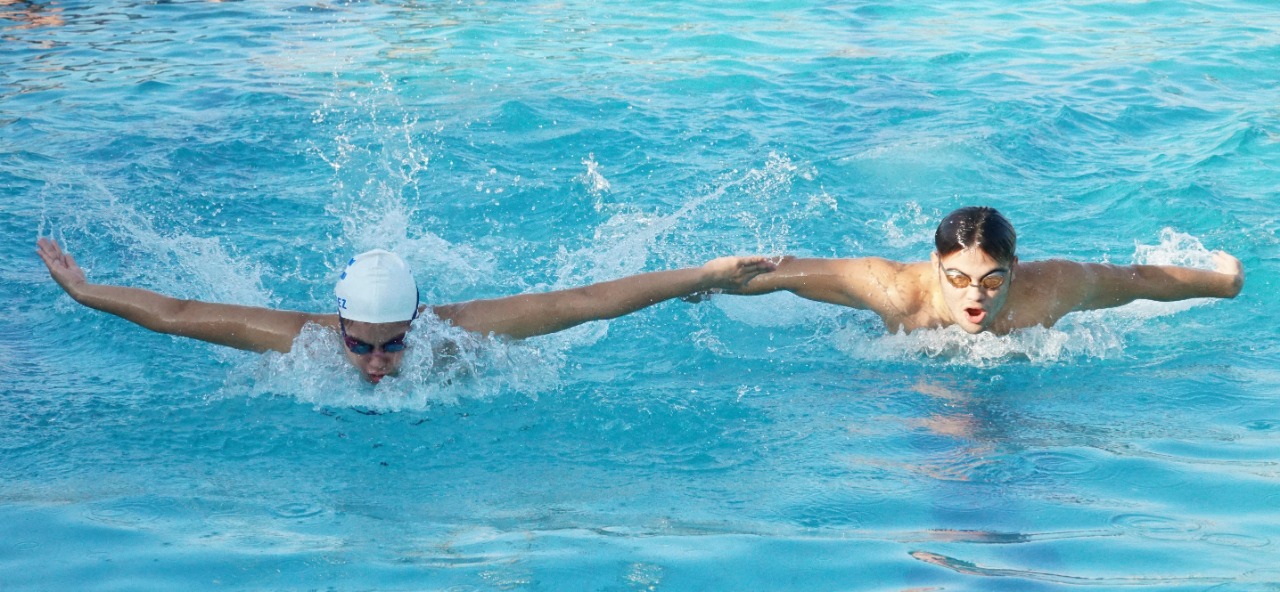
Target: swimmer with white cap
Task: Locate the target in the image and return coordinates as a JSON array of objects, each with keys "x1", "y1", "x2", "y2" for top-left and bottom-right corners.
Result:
[
  {"x1": 37, "y1": 238, "x2": 774, "y2": 384},
  {"x1": 731, "y1": 206, "x2": 1244, "y2": 334}
]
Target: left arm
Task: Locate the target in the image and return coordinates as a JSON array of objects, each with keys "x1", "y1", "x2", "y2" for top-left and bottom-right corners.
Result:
[
  {"x1": 1073, "y1": 251, "x2": 1244, "y2": 311},
  {"x1": 433, "y1": 256, "x2": 775, "y2": 339}
]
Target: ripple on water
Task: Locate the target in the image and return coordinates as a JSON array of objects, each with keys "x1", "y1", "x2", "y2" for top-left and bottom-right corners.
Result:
[
  {"x1": 270, "y1": 502, "x2": 325, "y2": 519},
  {"x1": 1241, "y1": 419, "x2": 1280, "y2": 432},
  {"x1": 1202, "y1": 533, "x2": 1270, "y2": 549},
  {"x1": 85, "y1": 497, "x2": 174, "y2": 526},
  {"x1": 1027, "y1": 451, "x2": 1101, "y2": 477},
  {"x1": 917, "y1": 451, "x2": 1037, "y2": 486},
  {"x1": 194, "y1": 499, "x2": 242, "y2": 521},
  {"x1": 928, "y1": 483, "x2": 1008, "y2": 515},
  {"x1": 783, "y1": 488, "x2": 873, "y2": 529},
  {"x1": 1206, "y1": 570, "x2": 1280, "y2": 592},
  {"x1": 1111, "y1": 513, "x2": 1204, "y2": 541}
]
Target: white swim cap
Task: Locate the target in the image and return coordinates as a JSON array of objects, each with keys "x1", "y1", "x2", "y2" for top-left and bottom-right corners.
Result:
[{"x1": 334, "y1": 249, "x2": 420, "y2": 323}]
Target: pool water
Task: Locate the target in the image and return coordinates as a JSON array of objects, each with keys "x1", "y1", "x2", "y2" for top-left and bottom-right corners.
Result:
[{"x1": 3, "y1": 1, "x2": 1280, "y2": 589}]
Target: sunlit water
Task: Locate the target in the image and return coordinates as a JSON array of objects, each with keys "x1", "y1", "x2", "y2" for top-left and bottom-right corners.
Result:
[{"x1": 3, "y1": 1, "x2": 1280, "y2": 590}]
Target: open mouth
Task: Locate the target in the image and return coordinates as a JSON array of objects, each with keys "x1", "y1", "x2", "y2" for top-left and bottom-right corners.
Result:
[
  {"x1": 367, "y1": 373, "x2": 385, "y2": 384},
  {"x1": 964, "y1": 307, "x2": 987, "y2": 325}
]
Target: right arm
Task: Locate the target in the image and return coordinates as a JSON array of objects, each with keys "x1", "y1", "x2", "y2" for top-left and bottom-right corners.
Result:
[
  {"x1": 37, "y1": 238, "x2": 316, "y2": 353},
  {"x1": 729, "y1": 256, "x2": 907, "y2": 311},
  {"x1": 433, "y1": 256, "x2": 776, "y2": 339}
]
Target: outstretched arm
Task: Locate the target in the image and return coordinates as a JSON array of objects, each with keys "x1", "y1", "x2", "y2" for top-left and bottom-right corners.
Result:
[
  {"x1": 727, "y1": 256, "x2": 908, "y2": 311},
  {"x1": 1071, "y1": 251, "x2": 1244, "y2": 311},
  {"x1": 433, "y1": 256, "x2": 777, "y2": 339},
  {"x1": 37, "y1": 238, "x2": 317, "y2": 353}
]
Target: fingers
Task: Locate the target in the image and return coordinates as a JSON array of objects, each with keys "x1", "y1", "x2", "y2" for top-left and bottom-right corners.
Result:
[
  {"x1": 36, "y1": 240, "x2": 58, "y2": 267},
  {"x1": 36, "y1": 237, "x2": 68, "y2": 269},
  {"x1": 735, "y1": 256, "x2": 778, "y2": 278}
]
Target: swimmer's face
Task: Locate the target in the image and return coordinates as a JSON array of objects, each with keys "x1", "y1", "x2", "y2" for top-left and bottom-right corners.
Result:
[
  {"x1": 933, "y1": 248, "x2": 1015, "y2": 334},
  {"x1": 339, "y1": 318, "x2": 412, "y2": 384}
]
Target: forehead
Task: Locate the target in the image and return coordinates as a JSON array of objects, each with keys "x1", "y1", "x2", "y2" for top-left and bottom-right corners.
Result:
[
  {"x1": 939, "y1": 247, "x2": 1008, "y2": 273},
  {"x1": 344, "y1": 319, "x2": 411, "y2": 340}
]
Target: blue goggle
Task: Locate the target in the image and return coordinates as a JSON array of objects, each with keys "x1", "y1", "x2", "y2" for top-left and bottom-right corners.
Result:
[{"x1": 339, "y1": 316, "x2": 407, "y2": 355}]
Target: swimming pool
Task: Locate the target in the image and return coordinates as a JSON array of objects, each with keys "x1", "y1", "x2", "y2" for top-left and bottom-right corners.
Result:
[{"x1": 3, "y1": 0, "x2": 1279, "y2": 589}]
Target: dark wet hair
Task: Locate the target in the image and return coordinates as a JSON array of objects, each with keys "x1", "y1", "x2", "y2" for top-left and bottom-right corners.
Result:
[{"x1": 934, "y1": 207, "x2": 1017, "y2": 263}]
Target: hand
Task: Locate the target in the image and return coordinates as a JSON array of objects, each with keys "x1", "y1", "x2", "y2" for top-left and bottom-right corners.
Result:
[
  {"x1": 1212, "y1": 250, "x2": 1241, "y2": 276},
  {"x1": 700, "y1": 255, "x2": 778, "y2": 291},
  {"x1": 36, "y1": 237, "x2": 88, "y2": 297},
  {"x1": 1212, "y1": 250, "x2": 1244, "y2": 295}
]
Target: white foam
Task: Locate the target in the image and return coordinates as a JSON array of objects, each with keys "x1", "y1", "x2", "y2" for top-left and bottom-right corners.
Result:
[
  {"x1": 879, "y1": 201, "x2": 940, "y2": 250},
  {"x1": 336, "y1": 200, "x2": 498, "y2": 304},
  {"x1": 309, "y1": 80, "x2": 497, "y2": 303},
  {"x1": 1133, "y1": 228, "x2": 1218, "y2": 269},
  {"x1": 51, "y1": 181, "x2": 271, "y2": 308},
  {"x1": 577, "y1": 153, "x2": 612, "y2": 211},
  {"x1": 228, "y1": 313, "x2": 562, "y2": 412},
  {"x1": 836, "y1": 321, "x2": 1127, "y2": 367}
]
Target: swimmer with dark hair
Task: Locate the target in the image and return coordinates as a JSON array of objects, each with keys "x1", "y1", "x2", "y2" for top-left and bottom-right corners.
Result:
[
  {"x1": 730, "y1": 206, "x2": 1243, "y2": 334},
  {"x1": 37, "y1": 238, "x2": 775, "y2": 384}
]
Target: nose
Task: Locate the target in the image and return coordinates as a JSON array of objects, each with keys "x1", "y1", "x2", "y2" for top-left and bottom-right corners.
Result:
[{"x1": 366, "y1": 351, "x2": 392, "y2": 368}]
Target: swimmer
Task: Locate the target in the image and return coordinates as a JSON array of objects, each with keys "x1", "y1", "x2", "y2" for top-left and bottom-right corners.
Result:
[
  {"x1": 37, "y1": 238, "x2": 775, "y2": 383},
  {"x1": 730, "y1": 206, "x2": 1243, "y2": 334}
]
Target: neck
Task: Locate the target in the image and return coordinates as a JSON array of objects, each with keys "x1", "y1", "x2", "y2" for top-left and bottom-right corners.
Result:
[{"x1": 926, "y1": 266, "x2": 956, "y2": 326}]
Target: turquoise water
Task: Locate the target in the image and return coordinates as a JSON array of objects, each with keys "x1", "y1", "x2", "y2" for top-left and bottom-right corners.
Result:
[{"x1": 3, "y1": 0, "x2": 1280, "y2": 589}]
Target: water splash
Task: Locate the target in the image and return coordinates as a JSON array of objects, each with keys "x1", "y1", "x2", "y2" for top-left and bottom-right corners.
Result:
[
  {"x1": 47, "y1": 178, "x2": 271, "y2": 308},
  {"x1": 227, "y1": 313, "x2": 562, "y2": 412},
  {"x1": 578, "y1": 153, "x2": 612, "y2": 211},
  {"x1": 1134, "y1": 227, "x2": 1218, "y2": 268},
  {"x1": 836, "y1": 320, "x2": 1126, "y2": 367},
  {"x1": 729, "y1": 151, "x2": 816, "y2": 256},
  {"x1": 309, "y1": 74, "x2": 497, "y2": 303},
  {"x1": 879, "y1": 201, "x2": 939, "y2": 250}
]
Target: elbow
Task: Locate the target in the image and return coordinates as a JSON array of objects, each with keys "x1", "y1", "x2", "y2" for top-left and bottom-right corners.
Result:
[{"x1": 153, "y1": 298, "x2": 195, "y2": 333}]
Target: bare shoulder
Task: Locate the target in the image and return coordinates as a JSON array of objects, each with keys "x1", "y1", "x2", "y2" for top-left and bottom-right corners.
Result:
[
  {"x1": 808, "y1": 256, "x2": 921, "y2": 294},
  {"x1": 1016, "y1": 259, "x2": 1090, "y2": 285},
  {"x1": 1005, "y1": 259, "x2": 1093, "y2": 324},
  {"x1": 834, "y1": 256, "x2": 908, "y2": 276},
  {"x1": 865, "y1": 259, "x2": 932, "y2": 318},
  {"x1": 237, "y1": 308, "x2": 331, "y2": 352},
  {"x1": 815, "y1": 256, "x2": 918, "y2": 290}
]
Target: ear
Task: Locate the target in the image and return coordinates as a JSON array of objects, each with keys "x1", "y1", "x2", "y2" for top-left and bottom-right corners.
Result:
[{"x1": 930, "y1": 251, "x2": 939, "y2": 267}]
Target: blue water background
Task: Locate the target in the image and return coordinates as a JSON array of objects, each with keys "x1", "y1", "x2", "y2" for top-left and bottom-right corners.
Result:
[{"x1": 3, "y1": 1, "x2": 1280, "y2": 589}]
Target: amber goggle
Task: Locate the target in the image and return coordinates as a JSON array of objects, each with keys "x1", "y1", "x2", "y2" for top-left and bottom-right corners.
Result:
[{"x1": 944, "y1": 270, "x2": 1008, "y2": 290}]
